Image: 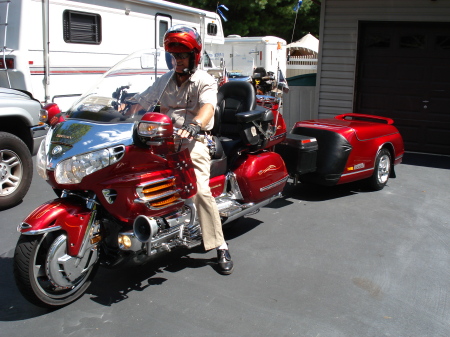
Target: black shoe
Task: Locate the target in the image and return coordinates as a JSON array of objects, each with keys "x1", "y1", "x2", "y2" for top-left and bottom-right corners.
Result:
[{"x1": 216, "y1": 249, "x2": 234, "y2": 275}]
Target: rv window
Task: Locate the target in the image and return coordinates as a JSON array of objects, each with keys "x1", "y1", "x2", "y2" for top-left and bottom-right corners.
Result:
[
  {"x1": 63, "y1": 10, "x2": 102, "y2": 44},
  {"x1": 207, "y1": 23, "x2": 218, "y2": 36},
  {"x1": 203, "y1": 52, "x2": 212, "y2": 68},
  {"x1": 159, "y1": 21, "x2": 169, "y2": 47}
]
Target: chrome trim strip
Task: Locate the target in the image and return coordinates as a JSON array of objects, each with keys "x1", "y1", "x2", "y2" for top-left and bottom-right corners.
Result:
[
  {"x1": 270, "y1": 132, "x2": 287, "y2": 141},
  {"x1": 135, "y1": 189, "x2": 180, "y2": 202},
  {"x1": 136, "y1": 176, "x2": 176, "y2": 189},
  {"x1": 136, "y1": 176, "x2": 177, "y2": 199},
  {"x1": 21, "y1": 226, "x2": 62, "y2": 235},
  {"x1": 260, "y1": 175, "x2": 289, "y2": 192},
  {"x1": 144, "y1": 199, "x2": 184, "y2": 211},
  {"x1": 341, "y1": 167, "x2": 373, "y2": 177}
]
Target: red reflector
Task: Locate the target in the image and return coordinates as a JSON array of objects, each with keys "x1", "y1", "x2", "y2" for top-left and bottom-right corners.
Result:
[
  {"x1": 29, "y1": 60, "x2": 34, "y2": 65},
  {"x1": 0, "y1": 58, "x2": 14, "y2": 69},
  {"x1": 301, "y1": 139, "x2": 312, "y2": 144}
]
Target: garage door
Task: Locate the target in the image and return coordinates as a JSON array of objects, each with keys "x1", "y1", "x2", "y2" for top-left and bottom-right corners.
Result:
[{"x1": 356, "y1": 21, "x2": 450, "y2": 155}]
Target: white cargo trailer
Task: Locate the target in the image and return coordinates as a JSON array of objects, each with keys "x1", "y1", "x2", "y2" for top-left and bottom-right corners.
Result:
[
  {"x1": 210, "y1": 35, "x2": 286, "y2": 78},
  {"x1": 0, "y1": 0, "x2": 224, "y2": 110}
]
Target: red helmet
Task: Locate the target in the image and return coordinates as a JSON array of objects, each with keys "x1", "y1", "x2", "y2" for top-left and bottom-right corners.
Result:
[{"x1": 164, "y1": 25, "x2": 202, "y2": 69}]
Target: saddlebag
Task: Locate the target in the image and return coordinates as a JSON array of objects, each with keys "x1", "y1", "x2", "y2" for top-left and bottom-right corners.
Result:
[{"x1": 233, "y1": 151, "x2": 288, "y2": 203}]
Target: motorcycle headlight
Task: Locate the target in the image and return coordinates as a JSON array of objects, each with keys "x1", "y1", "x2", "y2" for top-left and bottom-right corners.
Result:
[
  {"x1": 54, "y1": 146, "x2": 125, "y2": 184},
  {"x1": 36, "y1": 139, "x2": 48, "y2": 180}
]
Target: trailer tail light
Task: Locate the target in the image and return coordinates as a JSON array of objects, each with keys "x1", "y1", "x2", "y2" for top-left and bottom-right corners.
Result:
[{"x1": 0, "y1": 58, "x2": 14, "y2": 69}]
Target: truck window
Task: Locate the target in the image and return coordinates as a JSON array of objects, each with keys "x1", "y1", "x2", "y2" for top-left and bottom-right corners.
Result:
[
  {"x1": 63, "y1": 10, "x2": 102, "y2": 44},
  {"x1": 159, "y1": 21, "x2": 169, "y2": 47},
  {"x1": 207, "y1": 23, "x2": 218, "y2": 36}
]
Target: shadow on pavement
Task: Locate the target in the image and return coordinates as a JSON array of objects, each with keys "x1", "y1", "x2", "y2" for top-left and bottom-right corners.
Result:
[
  {"x1": 0, "y1": 255, "x2": 51, "y2": 321},
  {"x1": 277, "y1": 181, "x2": 362, "y2": 204},
  {"x1": 0, "y1": 216, "x2": 264, "y2": 317},
  {"x1": 402, "y1": 152, "x2": 450, "y2": 169},
  {"x1": 87, "y1": 249, "x2": 209, "y2": 307}
]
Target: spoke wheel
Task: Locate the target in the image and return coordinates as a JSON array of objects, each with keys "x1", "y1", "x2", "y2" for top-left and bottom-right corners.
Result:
[{"x1": 14, "y1": 232, "x2": 99, "y2": 308}]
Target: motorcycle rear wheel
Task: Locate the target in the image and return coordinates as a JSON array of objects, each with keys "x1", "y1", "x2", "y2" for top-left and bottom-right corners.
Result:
[{"x1": 13, "y1": 232, "x2": 99, "y2": 308}]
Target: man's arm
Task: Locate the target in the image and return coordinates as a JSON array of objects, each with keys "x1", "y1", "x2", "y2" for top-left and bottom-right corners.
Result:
[{"x1": 177, "y1": 103, "x2": 214, "y2": 139}]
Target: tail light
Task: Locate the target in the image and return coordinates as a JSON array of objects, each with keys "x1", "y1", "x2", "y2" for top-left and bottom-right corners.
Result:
[{"x1": 0, "y1": 58, "x2": 14, "y2": 69}]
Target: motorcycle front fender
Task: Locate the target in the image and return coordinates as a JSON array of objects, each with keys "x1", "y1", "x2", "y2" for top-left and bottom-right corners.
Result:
[{"x1": 18, "y1": 198, "x2": 95, "y2": 257}]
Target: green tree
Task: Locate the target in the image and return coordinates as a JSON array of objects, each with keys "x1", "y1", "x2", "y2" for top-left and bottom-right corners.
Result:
[{"x1": 170, "y1": 0, "x2": 320, "y2": 43}]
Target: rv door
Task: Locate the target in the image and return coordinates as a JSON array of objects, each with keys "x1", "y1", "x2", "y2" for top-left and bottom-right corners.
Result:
[{"x1": 155, "y1": 14, "x2": 172, "y2": 48}]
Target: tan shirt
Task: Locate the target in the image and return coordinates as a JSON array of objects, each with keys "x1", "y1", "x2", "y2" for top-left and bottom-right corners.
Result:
[{"x1": 134, "y1": 70, "x2": 217, "y2": 130}]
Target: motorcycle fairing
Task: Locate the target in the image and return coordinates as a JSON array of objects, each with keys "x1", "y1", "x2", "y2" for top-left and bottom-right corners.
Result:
[
  {"x1": 46, "y1": 120, "x2": 135, "y2": 170},
  {"x1": 166, "y1": 148, "x2": 197, "y2": 199},
  {"x1": 19, "y1": 198, "x2": 94, "y2": 256}
]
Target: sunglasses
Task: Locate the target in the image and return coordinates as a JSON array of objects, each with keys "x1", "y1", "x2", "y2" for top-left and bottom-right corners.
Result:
[{"x1": 171, "y1": 52, "x2": 191, "y2": 60}]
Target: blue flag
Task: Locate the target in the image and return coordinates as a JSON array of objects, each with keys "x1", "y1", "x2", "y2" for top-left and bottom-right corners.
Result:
[
  {"x1": 293, "y1": 0, "x2": 303, "y2": 12},
  {"x1": 217, "y1": 4, "x2": 229, "y2": 22}
]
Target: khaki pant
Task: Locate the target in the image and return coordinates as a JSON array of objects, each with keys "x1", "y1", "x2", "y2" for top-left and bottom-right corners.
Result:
[{"x1": 182, "y1": 138, "x2": 224, "y2": 251}]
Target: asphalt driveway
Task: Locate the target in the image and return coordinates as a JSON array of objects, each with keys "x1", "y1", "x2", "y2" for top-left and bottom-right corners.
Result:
[{"x1": 0, "y1": 152, "x2": 449, "y2": 336}]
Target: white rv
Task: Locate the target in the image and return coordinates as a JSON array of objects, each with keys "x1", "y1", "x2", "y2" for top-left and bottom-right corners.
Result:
[
  {"x1": 0, "y1": 0, "x2": 224, "y2": 110},
  {"x1": 210, "y1": 35, "x2": 287, "y2": 78}
]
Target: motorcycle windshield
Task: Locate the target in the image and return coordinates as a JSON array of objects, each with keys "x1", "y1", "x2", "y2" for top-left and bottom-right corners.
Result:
[
  {"x1": 66, "y1": 49, "x2": 175, "y2": 123},
  {"x1": 228, "y1": 52, "x2": 254, "y2": 80}
]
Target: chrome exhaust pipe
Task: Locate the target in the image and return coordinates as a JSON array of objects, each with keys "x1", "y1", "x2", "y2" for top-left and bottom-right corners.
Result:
[
  {"x1": 133, "y1": 215, "x2": 159, "y2": 243},
  {"x1": 222, "y1": 193, "x2": 283, "y2": 225}
]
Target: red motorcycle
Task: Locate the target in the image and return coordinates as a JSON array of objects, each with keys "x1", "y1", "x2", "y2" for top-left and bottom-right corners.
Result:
[
  {"x1": 13, "y1": 50, "x2": 290, "y2": 308},
  {"x1": 13, "y1": 50, "x2": 404, "y2": 308}
]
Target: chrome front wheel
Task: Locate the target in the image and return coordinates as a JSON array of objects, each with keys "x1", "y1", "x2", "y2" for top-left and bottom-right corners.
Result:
[{"x1": 13, "y1": 232, "x2": 99, "y2": 308}]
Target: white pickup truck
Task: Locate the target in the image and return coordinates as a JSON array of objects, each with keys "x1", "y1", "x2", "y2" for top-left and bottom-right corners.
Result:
[{"x1": 0, "y1": 88, "x2": 48, "y2": 210}]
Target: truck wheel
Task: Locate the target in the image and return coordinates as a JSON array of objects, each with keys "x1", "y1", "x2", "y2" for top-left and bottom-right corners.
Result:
[
  {"x1": 367, "y1": 148, "x2": 391, "y2": 191},
  {"x1": 0, "y1": 132, "x2": 33, "y2": 210}
]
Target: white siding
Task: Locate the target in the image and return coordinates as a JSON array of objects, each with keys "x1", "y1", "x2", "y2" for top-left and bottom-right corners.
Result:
[
  {"x1": 283, "y1": 86, "x2": 316, "y2": 131},
  {"x1": 316, "y1": 0, "x2": 450, "y2": 118}
]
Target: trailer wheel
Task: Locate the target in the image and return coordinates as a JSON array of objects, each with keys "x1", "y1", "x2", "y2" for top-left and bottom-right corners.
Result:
[
  {"x1": 367, "y1": 148, "x2": 391, "y2": 191},
  {"x1": 0, "y1": 132, "x2": 33, "y2": 210}
]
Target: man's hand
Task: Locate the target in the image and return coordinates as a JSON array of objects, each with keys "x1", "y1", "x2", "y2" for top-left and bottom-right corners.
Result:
[{"x1": 178, "y1": 121, "x2": 201, "y2": 140}]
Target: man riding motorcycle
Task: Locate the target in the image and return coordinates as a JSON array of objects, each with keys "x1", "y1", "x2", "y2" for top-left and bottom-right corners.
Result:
[{"x1": 128, "y1": 25, "x2": 234, "y2": 275}]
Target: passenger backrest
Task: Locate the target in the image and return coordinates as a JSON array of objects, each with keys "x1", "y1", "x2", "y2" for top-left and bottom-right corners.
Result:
[{"x1": 213, "y1": 81, "x2": 256, "y2": 140}]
